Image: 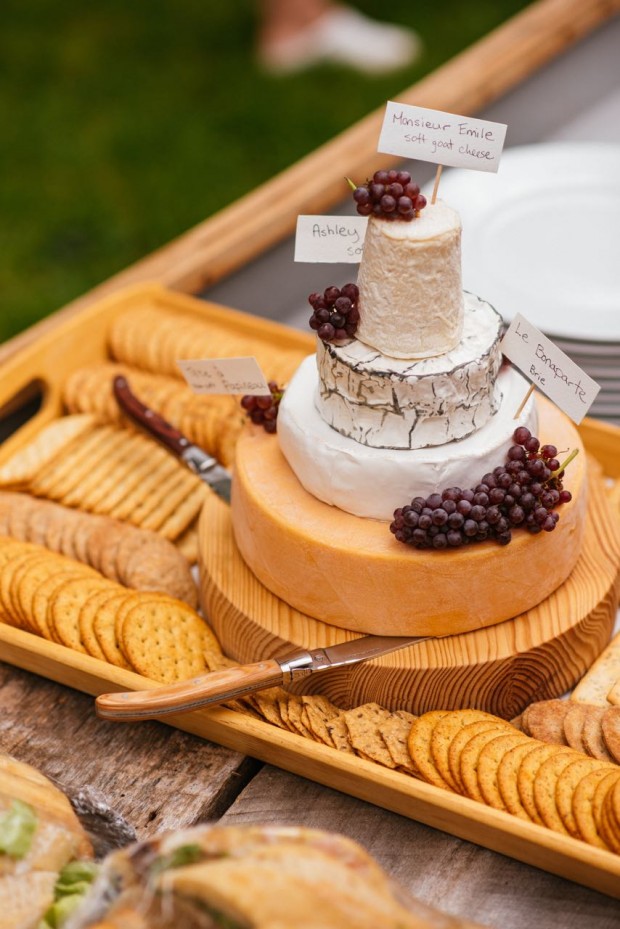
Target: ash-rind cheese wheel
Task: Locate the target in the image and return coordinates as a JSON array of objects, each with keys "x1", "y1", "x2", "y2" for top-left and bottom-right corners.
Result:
[{"x1": 230, "y1": 396, "x2": 586, "y2": 637}]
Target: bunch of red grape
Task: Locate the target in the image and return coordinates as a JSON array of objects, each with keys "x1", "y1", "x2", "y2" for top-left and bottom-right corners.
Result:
[
  {"x1": 240, "y1": 382, "x2": 283, "y2": 434},
  {"x1": 308, "y1": 283, "x2": 359, "y2": 343},
  {"x1": 390, "y1": 427, "x2": 574, "y2": 550},
  {"x1": 351, "y1": 169, "x2": 427, "y2": 220}
]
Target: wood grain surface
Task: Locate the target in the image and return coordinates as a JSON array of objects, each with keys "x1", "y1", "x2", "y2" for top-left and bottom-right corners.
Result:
[{"x1": 1, "y1": 0, "x2": 617, "y2": 368}]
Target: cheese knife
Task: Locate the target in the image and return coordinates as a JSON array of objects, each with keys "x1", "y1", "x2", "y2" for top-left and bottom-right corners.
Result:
[
  {"x1": 95, "y1": 634, "x2": 431, "y2": 721},
  {"x1": 112, "y1": 375, "x2": 232, "y2": 503}
]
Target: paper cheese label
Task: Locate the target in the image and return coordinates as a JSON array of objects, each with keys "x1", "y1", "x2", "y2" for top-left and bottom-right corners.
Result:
[
  {"x1": 378, "y1": 102, "x2": 507, "y2": 173},
  {"x1": 500, "y1": 314, "x2": 600, "y2": 424},
  {"x1": 177, "y1": 357, "x2": 270, "y2": 396},
  {"x1": 294, "y1": 215, "x2": 368, "y2": 263}
]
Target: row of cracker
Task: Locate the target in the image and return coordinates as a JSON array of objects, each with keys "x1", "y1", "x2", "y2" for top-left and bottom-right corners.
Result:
[
  {"x1": 108, "y1": 303, "x2": 307, "y2": 386},
  {"x1": 231, "y1": 686, "x2": 419, "y2": 776},
  {"x1": 63, "y1": 362, "x2": 242, "y2": 469},
  {"x1": 0, "y1": 491, "x2": 197, "y2": 607},
  {"x1": 407, "y1": 708, "x2": 620, "y2": 853},
  {"x1": 0, "y1": 537, "x2": 221, "y2": 682},
  {"x1": 513, "y1": 697, "x2": 620, "y2": 765},
  {"x1": 0, "y1": 415, "x2": 208, "y2": 542}
]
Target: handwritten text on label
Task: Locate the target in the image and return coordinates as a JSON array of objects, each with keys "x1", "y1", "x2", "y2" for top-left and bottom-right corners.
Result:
[
  {"x1": 295, "y1": 215, "x2": 368, "y2": 263},
  {"x1": 378, "y1": 102, "x2": 507, "y2": 173},
  {"x1": 500, "y1": 314, "x2": 600, "y2": 424},
  {"x1": 177, "y1": 357, "x2": 270, "y2": 396}
]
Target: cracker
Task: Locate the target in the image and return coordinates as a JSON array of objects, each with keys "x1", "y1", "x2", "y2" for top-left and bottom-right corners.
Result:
[
  {"x1": 408, "y1": 711, "x2": 452, "y2": 789},
  {"x1": 582, "y1": 706, "x2": 614, "y2": 762},
  {"x1": 175, "y1": 521, "x2": 199, "y2": 564},
  {"x1": 608, "y1": 679, "x2": 620, "y2": 707},
  {"x1": 533, "y1": 750, "x2": 582, "y2": 833},
  {"x1": 599, "y1": 788, "x2": 620, "y2": 853},
  {"x1": 497, "y1": 741, "x2": 541, "y2": 821},
  {"x1": 0, "y1": 415, "x2": 95, "y2": 487},
  {"x1": 343, "y1": 704, "x2": 395, "y2": 769},
  {"x1": 151, "y1": 482, "x2": 208, "y2": 540},
  {"x1": 79, "y1": 588, "x2": 126, "y2": 661},
  {"x1": 380, "y1": 714, "x2": 419, "y2": 776},
  {"x1": 525, "y1": 699, "x2": 570, "y2": 745},
  {"x1": 11, "y1": 552, "x2": 55, "y2": 632},
  {"x1": 253, "y1": 688, "x2": 289, "y2": 730},
  {"x1": 94, "y1": 593, "x2": 135, "y2": 669},
  {"x1": 460, "y1": 729, "x2": 520, "y2": 803},
  {"x1": 555, "y1": 756, "x2": 611, "y2": 837},
  {"x1": 3, "y1": 551, "x2": 48, "y2": 630},
  {"x1": 517, "y1": 743, "x2": 572, "y2": 825},
  {"x1": 572, "y1": 768, "x2": 619, "y2": 848},
  {"x1": 601, "y1": 707, "x2": 620, "y2": 764},
  {"x1": 563, "y1": 702, "x2": 589, "y2": 753},
  {"x1": 32, "y1": 569, "x2": 94, "y2": 640},
  {"x1": 120, "y1": 597, "x2": 217, "y2": 683},
  {"x1": 448, "y1": 719, "x2": 513, "y2": 795},
  {"x1": 286, "y1": 696, "x2": 314, "y2": 738},
  {"x1": 593, "y1": 773, "x2": 620, "y2": 852},
  {"x1": 107, "y1": 452, "x2": 181, "y2": 521},
  {"x1": 326, "y1": 714, "x2": 355, "y2": 754},
  {"x1": 572, "y1": 631, "x2": 620, "y2": 706},
  {"x1": 301, "y1": 695, "x2": 340, "y2": 747},
  {"x1": 49, "y1": 576, "x2": 112, "y2": 651},
  {"x1": 476, "y1": 733, "x2": 530, "y2": 810},
  {"x1": 430, "y1": 710, "x2": 500, "y2": 793}
]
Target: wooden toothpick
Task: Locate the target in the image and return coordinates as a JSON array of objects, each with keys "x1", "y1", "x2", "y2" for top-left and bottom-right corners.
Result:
[
  {"x1": 514, "y1": 383, "x2": 535, "y2": 420},
  {"x1": 431, "y1": 165, "x2": 443, "y2": 204}
]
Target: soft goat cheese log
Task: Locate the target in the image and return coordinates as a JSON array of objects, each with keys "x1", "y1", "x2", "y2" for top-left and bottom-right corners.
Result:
[
  {"x1": 316, "y1": 293, "x2": 503, "y2": 450},
  {"x1": 278, "y1": 356, "x2": 537, "y2": 521},
  {"x1": 356, "y1": 201, "x2": 464, "y2": 359}
]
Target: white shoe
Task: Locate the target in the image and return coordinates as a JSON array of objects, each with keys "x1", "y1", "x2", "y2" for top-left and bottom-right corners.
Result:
[{"x1": 259, "y1": 7, "x2": 422, "y2": 75}]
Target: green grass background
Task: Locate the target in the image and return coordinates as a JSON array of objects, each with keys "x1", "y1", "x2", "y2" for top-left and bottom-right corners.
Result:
[{"x1": 0, "y1": 0, "x2": 532, "y2": 341}]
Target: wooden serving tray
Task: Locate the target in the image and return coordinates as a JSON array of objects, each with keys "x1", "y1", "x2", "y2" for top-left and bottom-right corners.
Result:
[{"x1": 1, "y1": 282, "x2": 620, "y2": 897}]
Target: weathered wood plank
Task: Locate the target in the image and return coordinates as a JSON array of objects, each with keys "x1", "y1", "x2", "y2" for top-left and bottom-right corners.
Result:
[
  {"x1": 0, "y1": 662, "x2": 260, "y2": 851},
  {"x1": 219, "y1": 765, "x2": 620, "y2": 929}
]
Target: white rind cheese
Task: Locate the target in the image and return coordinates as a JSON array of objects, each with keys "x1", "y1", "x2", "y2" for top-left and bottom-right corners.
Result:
[
  {"x1": 316, "y1": 292, "x2": 503, "y2": 449},
  {"x1": 356, "y1": 202, "x2": 463, "y2": 359},
  {"x1": 278, "y1": 356, "x2": 538, "y2": 521}
]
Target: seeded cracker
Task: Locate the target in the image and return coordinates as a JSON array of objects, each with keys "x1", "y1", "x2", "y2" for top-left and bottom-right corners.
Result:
[
  {"x1": 563, "y1": 702, "x2": 589, "y2": 753},
  {"x1": 343, "y1": 704, "x2": 395, "y2": 769},
  {"x1": 517, "y1": 743, "x2": 569, "y2": 825},
  {"x1": 497, "y1": 741, "x2": 540, "y2": 821},
  {"x1": 582, "y1": 705, "x2": 615, "y2": 762},
  {"x1": 476, "y1": 733, "x2": 530, "y2": 810},
  {"x1": 408, "y1": 711, "x2": 451, "y2": 789},
  {"x1": 555, "y1": 756, "x2": 611, "y2": 837},
  {"x1": 326, "y1": 714, "x2": 355, "y2": 754},
  {"x1": 448, "y1": 719, "x2": 512, "y2": 794},
  {"x1": 430, "y1": 710, "x2": 500, "y2": 792},
  {"x1": 601, "y1": 707, "x2": 620, "y2": 764},
  {"x1": 572, "y1": 768, "x2": 618, "y2": 848},
  {"x1": 460, "y1": 730, "x2": 520, "y2": 803}
]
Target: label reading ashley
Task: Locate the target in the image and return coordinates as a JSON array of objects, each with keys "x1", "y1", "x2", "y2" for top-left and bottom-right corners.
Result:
[
  {"x1": 378, "y1": 102, "x2": 507, "y2": 173},
  {"x1": 177, "y1": 357, "x2": 270, "y2": 396},
  {"x1": 294, "y1": 215, "x2": 368, "y2": 263},
  {"x1": 500, "y1": 314, "x2": 600, "y2": 424}
]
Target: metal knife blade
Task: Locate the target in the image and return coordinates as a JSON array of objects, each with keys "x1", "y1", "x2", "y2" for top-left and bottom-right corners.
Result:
[
  {"x1": 95, "y1": 634, "x2": 430, "y2": 722},
  {"x1": 112, "y1": 375, "x2": 231, "y2": 503}
]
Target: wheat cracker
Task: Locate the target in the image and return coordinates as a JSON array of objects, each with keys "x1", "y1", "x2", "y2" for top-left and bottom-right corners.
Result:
[
  {"x1": 430, "y1": 710, "x2": 500, "y2": 793},
  {"x1": 326, "y1": 714, "x2": 355, "y2": 754},
  {"x1": 476, "y1": 732, "x2": 531, "y2": 810},
  {"x1": 448, "y1": 718, "x2": 513, "y2": 795},
  {"x1": 408, "y1": 711, "x2": 452, "y2": 789},
  {"x1": 252, "y1": 688, "x2": 290, "y2": 730},
  {"x1": 343, "y1": 704, "x2": 395, "y2": 768},
  {"x1": 598, "y1": 786, "x2": 620, "y2": 853},
  {"x1": 379, "y1": 714, "x2": 419, "y2": 776},
  {"x1": 517, "y1": 743, "x2": 573, "y2": 826},
  {"x1": 555, "y1": 756, "x2": 611, "y2": 838},
  {"x1": 525, "y1": 700, "x2": 570, "y2": 745},
  {"x1": 572, "y1": 767, "x2": 618, "y2": 848},
  {"x1": 533, "y1": 750, "x2": 582, "y2": 834},
  {"x1": 582, "y1": 706, "x2": 615, "y2": 762},
  {"x1": 563, "y1": 702, "x2": 589, "y2": 753},
  {"x1": 496, "y1": 741, "x2": 541, "y2": 821},
  {"x1": 301, "y1": 695, "x2": 340, "y2": 747},
  {"x1": 601, "y1": 707, "x2": 620, "y2": 764}
]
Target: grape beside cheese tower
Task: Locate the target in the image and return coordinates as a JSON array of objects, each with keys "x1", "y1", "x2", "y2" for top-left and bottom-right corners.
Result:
[{"x1": 230, "y1": 171, "x2": 586, "y2": 636}]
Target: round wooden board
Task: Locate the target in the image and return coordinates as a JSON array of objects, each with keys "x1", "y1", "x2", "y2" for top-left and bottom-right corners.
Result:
[{"x1": 198, "y1": 459, "x2": 620, "y2": 719}]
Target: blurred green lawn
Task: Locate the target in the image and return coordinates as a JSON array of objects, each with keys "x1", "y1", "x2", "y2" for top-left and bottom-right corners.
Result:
[{"x1": 0, "y1": 0, "x2": 531, "y2": 340}]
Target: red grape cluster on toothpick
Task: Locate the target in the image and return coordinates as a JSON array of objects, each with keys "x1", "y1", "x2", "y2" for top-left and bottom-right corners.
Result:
[{"x1": 350, "y1": 169, "x2": 427, "y2": 220}]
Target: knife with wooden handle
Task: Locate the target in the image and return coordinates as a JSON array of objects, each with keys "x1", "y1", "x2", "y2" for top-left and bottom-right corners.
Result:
[
  {"x1": 113, "y1": 375, "x2": 232, "y2": 503},
  {"x1": 96, "y1": 634, "x2": 430, "y2": 721}
]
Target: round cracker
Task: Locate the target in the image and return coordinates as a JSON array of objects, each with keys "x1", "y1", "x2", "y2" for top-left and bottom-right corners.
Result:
[
  {"x1": 533, "y1": 750, "x2": 581, "y2": 834},
  {"x1": 407, "y1": 711, "x2": 452, "y2": 789},
  {"x1": 31, "y1": 569, "x2": 94, "y2": 640},
  {"x1": 460, "y1": 729, "x2": 519, "y2": 802},
  {"x1": 120, "y1": 596, "x2": 217, "y2": 683},
  {"x1": 555, "y1": 756, "x2": 611, "y2": 837},
  {"x1": 601, "y1": 707, "x2": 620, "y2": 764},
  {"x1": 93, "y1": 592, "x2": 136, "y2": 669},
  {"x1": 563, "y1": 702, "x2": 589, "y2": 753},
  {"x1": 582, "y1": 706, "x2": 614, "y2": 762},
  {"x1": 48, "y1": 576, "x2": 113, "y2": 651},
  {"x1": 525, "y1": 699, "x2": 570, "y2": 745},
  {"x1": 497, "y1": 740, "x2": 542, "y2": 821},
  {"x1": 429, "y1": 710, "x2": 502, "y2": 793},
  {"x1": 476, "y1": 733, "x2": 530, "y2": 810},
  {"x1": 517, "y1": 743, "x2": 571, "y2": 825},
  {"x1": 448, "y1": 719, "x2": 512, "y2": 794},
  {"x1": 572, "y1": 768, "x2": 619, "y2": 848},
  {"x1": 80, "y1": 589, "x2": 128, "y2": 661}
]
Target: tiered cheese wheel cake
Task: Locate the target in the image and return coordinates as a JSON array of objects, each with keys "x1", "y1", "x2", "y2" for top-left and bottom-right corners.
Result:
[{"x1": 231, "y1": 188, "x2": 586, "y2": 636}]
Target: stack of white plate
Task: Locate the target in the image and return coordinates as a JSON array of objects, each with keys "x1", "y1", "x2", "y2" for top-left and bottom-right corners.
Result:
[{"x1": 433, "y1": 143, "x2": 620, "y2": 425}]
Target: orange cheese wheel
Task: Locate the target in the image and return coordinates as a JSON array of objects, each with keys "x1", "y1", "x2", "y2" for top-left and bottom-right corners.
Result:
[{"x1": 230, "y1": 397, "x2": 586, "y2": 636}]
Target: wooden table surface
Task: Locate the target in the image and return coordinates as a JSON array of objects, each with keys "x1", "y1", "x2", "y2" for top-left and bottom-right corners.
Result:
[{"x1": 2, "y1": 2, "x2": 620, "y2": 925}]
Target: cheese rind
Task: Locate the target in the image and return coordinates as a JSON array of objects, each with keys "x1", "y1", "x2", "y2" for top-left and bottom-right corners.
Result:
[
  {"x1": 231, "y1": 397, "x2": 586, "y2": 636},
  {"x1": 356, "y1": 204, "x2": 463, "y2": 359},
  {"x1": 279, "y1": 357, "x2": 536, "y2": 520},
  {"x1": 316, "y1": 292, "x2": 503, "y2": 449}
]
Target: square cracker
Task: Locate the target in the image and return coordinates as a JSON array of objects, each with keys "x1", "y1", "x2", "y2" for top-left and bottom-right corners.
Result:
[{"x1": 572, "y1": 631, "x2": 620, "y2": 706}]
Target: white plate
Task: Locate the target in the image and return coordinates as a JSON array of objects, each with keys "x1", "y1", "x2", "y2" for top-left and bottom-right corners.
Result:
[{"x1": 433, "y1": 143, "x2": 620, "y2": 341}]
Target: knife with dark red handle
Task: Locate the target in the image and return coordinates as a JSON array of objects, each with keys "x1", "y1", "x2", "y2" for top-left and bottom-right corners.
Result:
[{"x1": 113, "y1": 375, "x2": 232, "y2": 503}]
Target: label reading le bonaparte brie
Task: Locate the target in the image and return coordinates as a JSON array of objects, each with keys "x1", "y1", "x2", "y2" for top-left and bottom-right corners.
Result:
[
  {"x1": 177, "y1": 357, "x2": 270, "y2": 396},
  {"x1": 378, "y1": 102, "x2": 507, "y2": 173},
  {"x1": 294, "y1": 215, "x2": 368, "y2": 263},
  {"x1": 500, "y1": 314, "x2": 600, "y2": 424}
]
